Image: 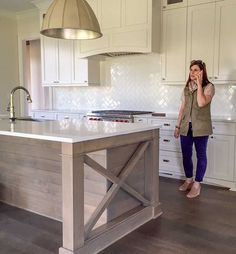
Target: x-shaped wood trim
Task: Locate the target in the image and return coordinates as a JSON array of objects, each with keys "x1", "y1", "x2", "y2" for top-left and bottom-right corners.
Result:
[{"x1": 84, "y1": 141, "x2": 150, "y2": 237}]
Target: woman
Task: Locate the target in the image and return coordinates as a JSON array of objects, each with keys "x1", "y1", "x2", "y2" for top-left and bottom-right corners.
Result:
[{"x1": 174, "y1": 60, "x2": 215, "y2": 198}]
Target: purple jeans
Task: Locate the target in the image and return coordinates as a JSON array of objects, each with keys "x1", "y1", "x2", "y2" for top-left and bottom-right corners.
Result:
[{"x1": 180, "y1": 123, "x2": 209, "y2": 182}]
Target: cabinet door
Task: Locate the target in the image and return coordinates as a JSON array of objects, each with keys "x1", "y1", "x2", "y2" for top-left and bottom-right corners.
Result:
[
  {"x1": 133, "y1": 117, "x2": 148, "y2": 124},
  {"x1": 101, "y1": 0, "x2": 122, "y2": 30},
  {"x1": 74, "y1": 58, "x2": 89, "y2": 85},
  {"x1": 41, "y1": 36, "x2": 58, "y2": 84},
  {"x1": 207, "y1": 135, "x2": 235, "y2": 181},
  {"x1": 186, "y1": 3, "x2": 216, "y2": 80},
  {"x1": 58, "y1": 40, "x2": 73, "y2": 84},
  {"x1": 188, "y1": 0, "x2": 217, "y2": 6},
  {"x1": 162, "y1": 0, "x2": 187, "y2": 10},
  {"x1": 214, "y1": 0, "x2": 236, "y2": 82},
  {"x1": 124, "y1": 0, "x2": 149, "y2": 26},
  {"x1": 160, "y1": 150, "x2": 184, "y2": 175},
  {"x1": 161, "y1": 8, "x2": 187, "y2": 84}
]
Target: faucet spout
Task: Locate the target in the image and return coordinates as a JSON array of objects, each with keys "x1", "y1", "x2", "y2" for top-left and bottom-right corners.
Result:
[{"x1": 9, "y1": 86, "x2": 32, "y2": 121}]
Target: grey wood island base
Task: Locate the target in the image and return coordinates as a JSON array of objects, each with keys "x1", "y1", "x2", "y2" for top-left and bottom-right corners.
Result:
[{"x1": 0, "y1": 120, "x2": 162, "y2": 254}]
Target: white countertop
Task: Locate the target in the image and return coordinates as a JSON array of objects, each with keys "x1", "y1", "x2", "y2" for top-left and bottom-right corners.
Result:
[
  {"x1": 134, "y1": 113, "x2": 236, "y2": 123},
  {"x1": 0, "y1": 119, "x2": 161, "y2": 143}
]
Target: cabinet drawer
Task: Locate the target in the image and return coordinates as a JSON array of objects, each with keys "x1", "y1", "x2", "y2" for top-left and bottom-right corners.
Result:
[
  {"x1": 212, "y1": 122, "x2": 236, "y2": 135},
  {"x1": 159, "y1": 150, "x2": 184, "y2": 174},
  {"x1": 33, "y1": 112, "x2": 57, "y2": 120},
  {"x1": 57, "y1": 113, "x2": 84, "y2": 120},
  {"x1": 149, "y1": 118, "x2": 176, "y2": 131},
  {"x1": 160, "y1": 134, "x2": 181, "y2": 152},
  {"x1": 133, "y1": 117, "x2": 148, "y2": 124}
]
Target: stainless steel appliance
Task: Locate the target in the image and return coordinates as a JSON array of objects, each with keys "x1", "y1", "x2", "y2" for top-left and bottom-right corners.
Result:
[{"x1": 87, "y1": 110, "x2": 152, "y2": 123}]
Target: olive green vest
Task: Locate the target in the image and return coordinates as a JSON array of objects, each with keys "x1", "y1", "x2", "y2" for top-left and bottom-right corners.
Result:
[{"x1": 180, "y1": 86, "x2": 213, "y2": 137}]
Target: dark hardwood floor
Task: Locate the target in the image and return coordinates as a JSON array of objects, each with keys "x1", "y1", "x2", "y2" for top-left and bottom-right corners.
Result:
[{"x1": 1, "y1": 177, "x2": 236, "y2": 254}]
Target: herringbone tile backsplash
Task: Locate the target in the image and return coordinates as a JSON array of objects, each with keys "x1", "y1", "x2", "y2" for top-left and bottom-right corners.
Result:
[{"x1": 53, "y1": 53, "x2": 236, "y2": 116}]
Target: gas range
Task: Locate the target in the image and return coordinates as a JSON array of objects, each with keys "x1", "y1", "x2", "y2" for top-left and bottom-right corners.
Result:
[{"x1": 87, "y1": 110, "x2": 153, "y2": 123}]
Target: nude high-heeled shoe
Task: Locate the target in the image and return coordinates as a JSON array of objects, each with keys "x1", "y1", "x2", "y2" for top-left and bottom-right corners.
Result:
[
  {"x1": 187, "y1": 182, "x2": 201, "y2": 198},
  {"x1": 178, "y1": 180, "x2": 194, "y2": 191}
]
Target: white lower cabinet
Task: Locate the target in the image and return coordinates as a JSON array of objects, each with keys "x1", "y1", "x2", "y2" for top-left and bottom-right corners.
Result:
[
  {"x1": 134, "y1": 116, "x2": 236, "y2": 188},
  {"x1": 32, "y1": 111, "x2": 87, "y2": 121},
  {"x1": 57, "y1": 112, "x2": 86, "y2": 120},
  {"x1": 33, "y1": 111, "x2": 57, "y2": 120},
  {"x1": 206, "y1": 134, "x2": 235, "y2": 182}
]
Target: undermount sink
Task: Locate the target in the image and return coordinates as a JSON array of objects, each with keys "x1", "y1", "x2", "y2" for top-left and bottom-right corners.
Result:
[
  {"x1": 15, "y1": 117, "x2": 49, "y2": 122},
  {"x1": 0, "y1": 117, "x2": 51, "y2": 122}
]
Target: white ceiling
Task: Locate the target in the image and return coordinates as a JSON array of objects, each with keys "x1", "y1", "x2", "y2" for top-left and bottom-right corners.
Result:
[{"x1": 0, "y1": 0, "x2": 36, "y2": 12}]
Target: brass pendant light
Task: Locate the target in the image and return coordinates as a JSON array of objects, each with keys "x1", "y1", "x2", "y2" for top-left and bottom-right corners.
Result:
[{"x1": 40, "y1": 0, "x2": 102, "y2": 40}]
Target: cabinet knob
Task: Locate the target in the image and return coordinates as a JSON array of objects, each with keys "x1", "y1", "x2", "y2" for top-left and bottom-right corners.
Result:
[
  {"x1": 162, "y1": 78, "x2": 166, "y2": 81},
  {"x1": 163, "y1": 159, "x2": 170, "y2": 162},
  {"x1": 163, "y1": 6, "x2": 166, "y2": 9},
  {"x1": 163, "y1": 139, "x2": 170, "y2": 142},
  {"x1": 214, "y1": 76, "x2": 218, "y2": 79},
  {"x1": 210, "y1": 136, "x2": 214, "y2": 139}
]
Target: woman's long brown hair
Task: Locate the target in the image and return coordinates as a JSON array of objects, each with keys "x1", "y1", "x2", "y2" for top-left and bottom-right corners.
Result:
[{"x1": 186, "y1": 60, "x2": 211, "y2": 88}]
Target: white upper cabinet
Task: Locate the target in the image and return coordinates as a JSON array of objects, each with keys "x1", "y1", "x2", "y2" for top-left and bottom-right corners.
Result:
[
  {"x1": 41, "y1": 36, "x2": 73, "y2": 85},
  {"x1": 72, "y1": 41, "x2": 101, "y2": 86},
  {"x1": 41, "y1": 37, "x2": 102, "y2": 86},
  {"x1": 188, "y1": 0, "x2": 236, "y2": 83},
  {"x1": 214, "y1": 0, "x2": 236, "y2": 82},
  {"x1": 161, "y1": 0, "x2": 236, "y2": 84},
  {"x1": 161, "y1": 7, "x2": 187, "y2": 84},
  {"x1": 186, "y1": 2, "x2": 216, "y2": 80},
  {"x1": 57, "y1": 40, "x2": 73, "y2": 84},
  {"x1": 162, "y1": 0, "x2": 187, "y2": 10},
  {"x1": 79, "y1": 0, "x2": 160, "y2": 57},
  {"x1": 41, "y1": 36, "x2": 58, "y2": 84}
]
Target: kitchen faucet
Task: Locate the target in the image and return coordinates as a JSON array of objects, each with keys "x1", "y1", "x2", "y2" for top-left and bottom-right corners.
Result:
[{"x1": 8, "y1": 86, "x2": 32, "y2": 121}]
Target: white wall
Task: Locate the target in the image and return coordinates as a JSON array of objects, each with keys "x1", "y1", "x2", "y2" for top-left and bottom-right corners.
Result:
[
  {"x1": 16, "y1": 9, "x2": 40, "y2": 39},
  {"x1": 0, "y1": 12, "x2": 19, "y2": 115},
  {"x1": 16, "y1": 9, "x2": 41, "y2": 115},
  {"x1": 53, "y1": 53, "x2": 236, "y2": 117}
]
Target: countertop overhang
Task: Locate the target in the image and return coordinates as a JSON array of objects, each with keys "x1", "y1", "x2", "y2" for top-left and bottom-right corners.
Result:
[{"x1": 0, "y1": 119, "x2": 161, "y2": 143}]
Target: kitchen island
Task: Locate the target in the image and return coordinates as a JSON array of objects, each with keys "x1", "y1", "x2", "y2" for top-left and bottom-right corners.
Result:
[{"x1": 0, "y1": 119, "x2": 162, "y2": 254}]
